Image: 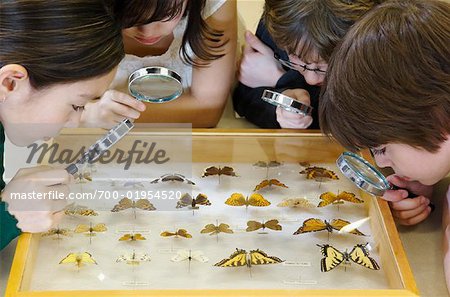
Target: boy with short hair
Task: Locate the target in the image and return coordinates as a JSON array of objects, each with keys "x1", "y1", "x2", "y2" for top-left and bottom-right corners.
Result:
[{"x1": 318, "y1": 0, "x2": 450, "y2": 291}]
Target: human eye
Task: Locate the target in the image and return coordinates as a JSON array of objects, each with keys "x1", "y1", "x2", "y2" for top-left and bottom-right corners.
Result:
[
  {"x1": 370, "y1": 146, "x2": 386, "y2": 156},
  {"x1": 72, "y1": 105, "x2": 85, "y2": 112}
]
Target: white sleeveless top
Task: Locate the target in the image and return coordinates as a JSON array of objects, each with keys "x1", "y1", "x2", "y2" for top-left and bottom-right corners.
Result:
[{"x1": 110, "y1": 0, "x2": 227, "y2": 93}]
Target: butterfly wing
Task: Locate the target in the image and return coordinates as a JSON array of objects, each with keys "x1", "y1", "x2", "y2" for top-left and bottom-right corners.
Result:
[
  {"x1": 253, "y1": 161, "x2": 267, "y2": 168},
  {"x1": 349, "y1": 244, "x2": 380, "y2": 270},
  {"x1": 176, "y1": 193, "x2": 193, "y2": 208},
  {"x1": 80, "y1": 252, "x2": 97, "y2": 265},
  {"x1": 133, "y1": 233, "x2": 146, "y2": 240},
  {"x1": 160, "y1": 231, "x2": 177, "y2": 237},
  {"x1": 193, "y1": 193, "x2": 211, "y2": 206},
  {"x1": 246, "y1": 221, "x2": 263, "y2": 232},
  {"x1": 190, "y1": 251, "x2": 209, "y2": 263},
  {"x1": 267, "y1": 161, "x2": 282, "y2": 168},
  {"x1": 214, "y1": 249, "x2": 247, "y2": 267},
  {"x1": 74, "y1": 224, "x2": 90, "y2": 233},
  {"x1": 119, "y1": 234, "x2": 132, "y2": 241},
  {"x1": 269, "y1": 179, "x2": 288, "y2": 188},
  {"x1": 78, "y1": 209, "x2": 98, "y2": 216},
  {"x1": 176, "y1": 229, "x2": 192, "y2": 238},
  {"x1": 249, "y1": 249, "x2": 283, "y2": 265},
  {"x1": 293, "y1": 218, "x2": 327, "y2": 234},
  {"x1": 150, "y1": 177, "x2": 160, "y2": 184},
  {"x1": 220, "y1": 166, "x2": 237, "y2": 177},
  {"x1": 264, "y1": 219, "x2": 282, "y2": 231},
  {"x1": 201, "y1": 224, "x2": 218, "y2": 235},
  {"x1": 337, "y1": 191, "x2": 364, "y2": 204},
  {"x1": 111, "y1": 197, "x2": 133, "y2": 212},
  {"x1": 317, "y1": 244, "x2": 345, "y2": 272},
  {"x1": 171, "y1": 250, "x2": 190, "y2": 262},
  {"x1": 225, "y1": 193, "x2": 247, "y2": 206},
  {"x1": 135, "y1": 199, "x2": 156, "y2": 211},
  {"x1": 162, "y1": 174, "x2": 184, "y2": 183},
  {"x1": 318, "y1": 192, "x2": 337, "y2": 207},
  {"x1": 202, "y1": 166, "x2": 219, "y2": 177},
  {"x1": 330, "y1": 219, "x2": 366, "y2": 236},
  {"x1": 247, "y1": 193, "x2": 271, "y2": 207},
  {"x1": 218, "y1": 223, "x2": 233, "y2": 234},
  {"x1": 91, "y1": 223, "x2": 107, "y2": 233},
  {"x1": 41, "y1": 228, "x2": 58, "y2": 237},
  {"x1": 59, "y1": 253, "x2": 78, "y2": 265},
  {"x1": 254, "y1": 180, "x2": 270, "y2": 191}
]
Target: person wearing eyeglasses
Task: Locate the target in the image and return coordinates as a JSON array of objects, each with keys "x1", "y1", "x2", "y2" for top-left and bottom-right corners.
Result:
[{"x1": 233, "y1": 0, "x2": 382, "y2": 129}]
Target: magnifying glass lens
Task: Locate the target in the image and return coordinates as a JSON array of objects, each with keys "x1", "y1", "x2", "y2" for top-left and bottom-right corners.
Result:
[{"x1": 337, "y1": 152, "x2": 391, "y2": 196}]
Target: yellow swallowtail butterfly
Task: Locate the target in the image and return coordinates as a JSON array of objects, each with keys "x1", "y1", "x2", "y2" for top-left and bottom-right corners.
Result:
[
  {"x1": 317, "y1": 243, "x2": 380, "y2": 272},
  {"x1": 215, "y1": 248, "x2": 283, "y2": 268}
]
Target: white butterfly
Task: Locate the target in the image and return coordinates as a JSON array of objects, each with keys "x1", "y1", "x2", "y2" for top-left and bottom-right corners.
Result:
[
  {"x1": 171, "y1": 250, "x2": 209, "y2": 263},
  {"x1": 116, "y1": 251, "x2": 151, "y2": 265}
]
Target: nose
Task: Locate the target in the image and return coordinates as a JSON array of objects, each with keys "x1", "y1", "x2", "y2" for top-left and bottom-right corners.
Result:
[
  {"x1": 373, "y1": 154, "x2": 392, "y2": 168},
  {"x1": 136, "y1": 23, "x2": 159, "y2": 36},
  {"x1": 302, "y1": 72, "x2": 324, "y2": 86}
]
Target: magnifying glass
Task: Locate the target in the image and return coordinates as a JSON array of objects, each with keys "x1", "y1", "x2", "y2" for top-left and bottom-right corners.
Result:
[
  {"x1": 128, "y1": 67, "x2": 183, "y2": 103},
  {"x1": 261, "y1": 90, "x2": 313, "y2": 116},
  {"x1": 337, "y1": 151, "x2": 435, "y2": 211},
  {"x1": 65, "y1": 67, "x2": 183, "y2": 174}
]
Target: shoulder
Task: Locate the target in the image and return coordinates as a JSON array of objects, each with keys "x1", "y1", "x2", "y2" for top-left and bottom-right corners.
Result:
[{"x1": 203, "y1": 0, "x2": 228, "y2": 19}]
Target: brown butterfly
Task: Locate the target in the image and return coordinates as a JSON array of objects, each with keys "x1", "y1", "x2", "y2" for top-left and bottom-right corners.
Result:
[
  {"x1": 246, "y1": 219, "x2": 282, "y2": 232},
  {"x1": 150, "y1": 173, "x2": 195, "y2": 185},
  {"x1": 318, "y1": 191, "x2": 363, "y2": 207},
  {"x1": 300, "y1": 166, "x2": 339, "y2": 181},
  {"x1": 41, "y1": 228, "x2": 72, "y2": 239},
  {"x1": 201, "y1": 223, "x2": 233, "y2": 235},
  {"x1": 253, "y1": 179, "x2": 288, "y2": 191},
  {"x1": 119, "y1": 233, "x2": 146, "y2": 241},
  {"x1": 111, "y1": 197, "x2": 156, "y2": 212},
  {"x1": 160, "y1": 229, "x2": 192, "y2": 238},
  {"x1": 277, "y1": 198, "x2": 315, "y2": 208},
  {"x1": 299, "y1": 161, "x2": 311, "y2": 167},
  {"x1": 293, "y1": 218, "x2": 365, "y2": 236},
  {"x1": 176, "y1": 193, "x2": 211, "y2": 209},
  {"x1": 225, "y1": 193, "x2": 271, "y2": 208},
  {"x1": 202, "y1": 166, "x2": 238, "y2": 178},
  {"x1": 253, "y1": 161, "x2": 282, "y2": 168}
]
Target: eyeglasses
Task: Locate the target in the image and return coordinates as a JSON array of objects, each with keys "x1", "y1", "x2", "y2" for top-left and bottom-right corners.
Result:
[{"x1": 274, "y1": 52, "x2": 326, "y2": 74}]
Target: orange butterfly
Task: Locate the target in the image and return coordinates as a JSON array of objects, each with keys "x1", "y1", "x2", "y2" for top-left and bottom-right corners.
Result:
[
  {"x1": 119, "y1": 233, "x2": 146, "y2": 241},
  {"x1": 318, "y1": 191, "x2": 363, "y2": 207},
  {"x1": 293, "y1": 218, "x2": 365, "y2": 236},
  {"x1": 300, "y1": 166, "x2": 339, "y2": 181},
  {"x1": 253, "y1": 179, "x2": 288, "y2": 191},
  {"x1": 225, "y1": 193, "x2": 271, "y2": 208},
  {"x1": 160, "y1": 229, "x2": 192, "y2": 238}
]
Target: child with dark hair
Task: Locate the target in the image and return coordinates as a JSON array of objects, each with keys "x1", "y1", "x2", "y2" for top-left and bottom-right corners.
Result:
[
  {"x1": 318, "y1": 0, "x2": 450, "y2": 291},
  {"x1": 0, "y1": 0, "x2": 126, "y2": 250},
  {"x1": 89, "y1": 0, "x2": 237, "y2": 128},
  {"x1": 233, "y1": 0, "x2": 381, "y2": 129}
]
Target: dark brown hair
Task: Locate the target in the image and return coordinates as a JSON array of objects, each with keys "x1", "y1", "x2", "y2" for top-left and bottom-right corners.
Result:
[
  {"x1": 264, "y1": 0, "x2": 382, "y2": 62},
  {"x1": 110, "y1": 0, "x2": 225, "y2": 66},
  {"x1": 0, "y1": 0, "x2": 124, "y2": 89},
  {"x1": 319, "y1": 0, "x2": 450, "y2": 152}
]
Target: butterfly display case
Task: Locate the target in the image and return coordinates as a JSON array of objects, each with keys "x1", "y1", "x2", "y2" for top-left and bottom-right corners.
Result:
[{"x1": 6, "y1": 129, "x2": 418, "y2": 297}]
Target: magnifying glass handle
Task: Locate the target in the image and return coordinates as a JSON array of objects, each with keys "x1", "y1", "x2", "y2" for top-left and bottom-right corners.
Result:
[{"x1": 391, "y1": 185, "x2": 435, "y2": 212}]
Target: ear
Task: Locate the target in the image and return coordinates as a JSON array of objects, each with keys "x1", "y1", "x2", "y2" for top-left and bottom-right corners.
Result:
[{"x1": 0, "y1": 64, "x2": 29, "y2": 100}]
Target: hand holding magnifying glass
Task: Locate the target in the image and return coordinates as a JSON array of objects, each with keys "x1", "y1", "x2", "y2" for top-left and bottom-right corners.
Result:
[
  {"x1": 337, "y1": 152, "x2": 435, "y2": 212},
  {"x1": 66, "y1": 67, "x2": 183, "y2": 175}
]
